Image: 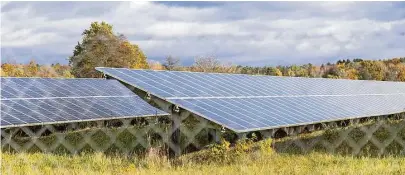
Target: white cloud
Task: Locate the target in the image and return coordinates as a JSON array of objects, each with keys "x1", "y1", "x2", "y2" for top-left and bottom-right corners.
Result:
[{"x1": 1, "y1": 2, "x2": 405, "y2": 65}]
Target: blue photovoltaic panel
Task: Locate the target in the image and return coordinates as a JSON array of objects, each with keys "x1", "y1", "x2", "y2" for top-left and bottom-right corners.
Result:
[
  {"x1": 96, "y1": 68, "x2": 405, "y2": 132},
  {"x1": 0, "y1": 78, "x2": 168, "y2": 128},
  {"x1": 96, "y1": 68, "x2": 405, "y2": 98},
  {"x1": 1, "y1": 78, "x2": 134, "y2": 99},
  {"x1": 169, "y1": 95, "x2": 405, "y2": 132}
]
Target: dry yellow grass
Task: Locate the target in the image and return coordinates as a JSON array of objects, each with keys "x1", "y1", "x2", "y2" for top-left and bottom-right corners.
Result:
[{"x1": 2, "y1": 151, "x2": 405, "y2": 175}]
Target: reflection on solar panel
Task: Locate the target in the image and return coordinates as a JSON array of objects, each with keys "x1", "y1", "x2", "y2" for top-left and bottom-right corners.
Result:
[
  {"x1": 1, "y1": 78, "x2": 168, "y2": 128},
  {"x1": 97, "y1": 67, "x2": 405, "y2": 132}
]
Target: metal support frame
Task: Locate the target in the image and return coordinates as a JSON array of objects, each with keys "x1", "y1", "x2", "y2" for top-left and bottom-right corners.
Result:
[
  {"x1": 259, "y1": 129, "x2": 275, "y2": 139},
  {"x1": 237, "y1": 133, "x2": 247, "y2": 140},
  {"x1": 2, "y1": 127, "x2": 19, "y2": 151},
  {"x1": 108, "y1": 77, "x2": 405, "y2": 155},
  {"x1": 208, "y1": 128, "x2": 221, "y2": 143},
  {"x1": 307, "y1": 124, "x2": 315, "y2": 132},
  {"x1": 148, "y1": 96, "x2": 182, "y2": 157},
  {"x1": 234, "y1": 113, "x2": 405, "y2": 143},
  {"x1": 170, "y1": 111, "x2": 181, "y2": 156}
]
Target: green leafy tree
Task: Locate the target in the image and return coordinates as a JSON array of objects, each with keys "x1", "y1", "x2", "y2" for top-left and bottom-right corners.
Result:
[{"x1": 69, "y1": 21, "x2": 148, "y2": 78}]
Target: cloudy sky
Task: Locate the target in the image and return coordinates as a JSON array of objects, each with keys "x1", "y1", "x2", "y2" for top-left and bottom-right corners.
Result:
[{"x1": 1, "y1": 1, "x2": 405, "y2": 66}]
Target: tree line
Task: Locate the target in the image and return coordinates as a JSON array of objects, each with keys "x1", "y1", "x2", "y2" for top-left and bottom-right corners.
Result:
[
  {"x1": 3, "y1": 55, "x2": 405, "y2": 82},
  {"x1": 1, "y1": 21, "x2": 405, "y2": 82},
  {"x1": 151, "y1": 56, "x2": 405, "y2": 81},
  {"x1": 1, "y1": 61, "x2": 73, "y2": 78}
]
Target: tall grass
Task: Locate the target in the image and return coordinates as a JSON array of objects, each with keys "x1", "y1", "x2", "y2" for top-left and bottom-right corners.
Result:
[{"x1": 2, "y1": 146, "x2": 405, "y2": 175}]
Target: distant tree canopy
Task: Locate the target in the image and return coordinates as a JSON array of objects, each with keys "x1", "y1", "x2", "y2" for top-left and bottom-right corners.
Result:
[
  {"x1": 2, "y1": 57, "x2": 405, "y2": 82},
  {"x1": 0, "y1": 60, "x2": 73, "y2": 78},
  {"x1": 69, "y1": 21, "x2": 148, "y2": 78}
]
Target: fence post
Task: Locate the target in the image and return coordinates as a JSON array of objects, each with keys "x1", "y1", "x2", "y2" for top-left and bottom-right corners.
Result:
[{"x1": 171, "y1": 112, "x2": 181, "y2": 157}]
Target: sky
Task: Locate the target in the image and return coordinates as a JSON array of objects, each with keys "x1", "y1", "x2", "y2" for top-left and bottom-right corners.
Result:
[{"x1": 1, "y1": 1, "x2": 405, "y2": 66}]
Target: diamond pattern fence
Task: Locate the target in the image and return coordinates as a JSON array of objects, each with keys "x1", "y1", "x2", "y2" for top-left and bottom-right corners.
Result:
[{"x1": 1, "y1": 112, "x2": 405, "y2": 157}]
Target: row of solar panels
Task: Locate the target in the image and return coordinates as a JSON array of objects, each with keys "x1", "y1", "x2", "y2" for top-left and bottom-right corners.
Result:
[
  {"x1": 2, "y1": 68, "x2": 405, "y2": 133},
  {"x1": 1, "y1": 78, "x2": 134, "y2": 99},
  {"x1": 96, "y1": 68, "x2": 405, "y2": 132},
  {"x1": 96, "y1": 68, "x2": 405, "y2": 99},
  {"x1": 169, "y1": 95, "x2": 405, "y2": 132},
  {"x1": 0, "y1": 78, "x2": 168, "y2": 128}
]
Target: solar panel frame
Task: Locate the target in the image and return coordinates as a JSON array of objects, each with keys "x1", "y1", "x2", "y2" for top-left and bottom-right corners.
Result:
[{"x1": 1, "y1": 77, "x2": 168, "y2": 128}]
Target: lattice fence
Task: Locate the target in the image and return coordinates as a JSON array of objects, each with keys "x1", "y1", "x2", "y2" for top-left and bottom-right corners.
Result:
[{"x1": 2, "y1": 112, "x2": 405, "y2": 157}]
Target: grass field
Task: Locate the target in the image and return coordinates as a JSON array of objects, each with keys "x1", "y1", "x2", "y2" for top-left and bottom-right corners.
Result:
[
  {"x1": 2, "y1": 147, "x2": 405, "y2": 175},
  {"x1": 2, "y1": 119, "x2": 405, "y2": 175}
]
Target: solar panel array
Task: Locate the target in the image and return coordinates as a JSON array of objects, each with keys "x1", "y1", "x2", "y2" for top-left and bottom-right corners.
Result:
[
  {"x1": 96, "y1": 68, "x2": 405, "y2": 98},
  {"x1": 1, "y1": 78, "x2": 168, "y2": 128},
  {"x1": 97, "y1": 67, "x2": 405, "y2": 132}
]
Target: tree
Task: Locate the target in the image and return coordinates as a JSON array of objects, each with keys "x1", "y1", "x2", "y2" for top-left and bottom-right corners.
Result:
[
  {"x1": 287, "y1": 69, "x2": 295, "y2": 77},
  {"x1": 0, "y1": 67, "x2": 7, "y2": 76},
  {"x1": 62, "y1": 70, "x2": 74, "y2": 78},
  {"x1": 69, "y1": 21, "x2": 148, "y2": 78},
  {"x1": 398, "y1": 67, "x2": 405, "y2": 81},
  {"x1": 163, "y1": 56, "x2": 181, "y2": 70},
  {"x1": 25, "y1": 60, "x2": 38, "y2": 77},
  {"x1": 268, "y1": 67, "x2": 282, "y2": 76},
  {"x1": 1, "y1": 63, "x2": 14, "y2": 76},
  {"x1": 359, "y1": 61, "x2": 386, "y2": 80},
  {"x1": 384, "y1": 63, "x2": 400, "y2": 81},
  {"x1": 346, "y1": 68, "x2": 359, "y2": 80},
  {"x1": 193, "y1": 56, "x2": 221, "y2": 72},
  {"x1": 37, "y1": 65, "x2": 58, "y2": 77},
  {"x1": 353, "y1": 58, "x2": 363, "y2": 62}
]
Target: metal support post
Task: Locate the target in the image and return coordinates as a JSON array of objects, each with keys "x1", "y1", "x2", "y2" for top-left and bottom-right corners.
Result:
[
  {"x1": 208, "y1": 128, "x2": 221, "y2": 143},
  {"x1": 170, "y1": 110, "x2": 182, "y2": 157}
]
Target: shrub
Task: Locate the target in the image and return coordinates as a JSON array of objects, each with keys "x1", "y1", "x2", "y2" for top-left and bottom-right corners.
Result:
[{"x1": 181, "y1": 138, "x2": 273, "y2": 165}]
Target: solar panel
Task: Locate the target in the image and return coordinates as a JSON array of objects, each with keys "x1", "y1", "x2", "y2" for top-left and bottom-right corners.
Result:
[
  {"x1": 169, "y1": 95, "x2": 405, "y2": 132},
  {"x1": 1, "y1": 77, "x2": 168, "y2": 128},
  {"x1": 96, "y1": 68, "x2": 405, "y2": 132},
  {"x1": 1, "y1": 78, "x2": 134, "y2": 99},
  {"x1": 96, "y1": 68, "x2": 405, "y2": 98}
]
